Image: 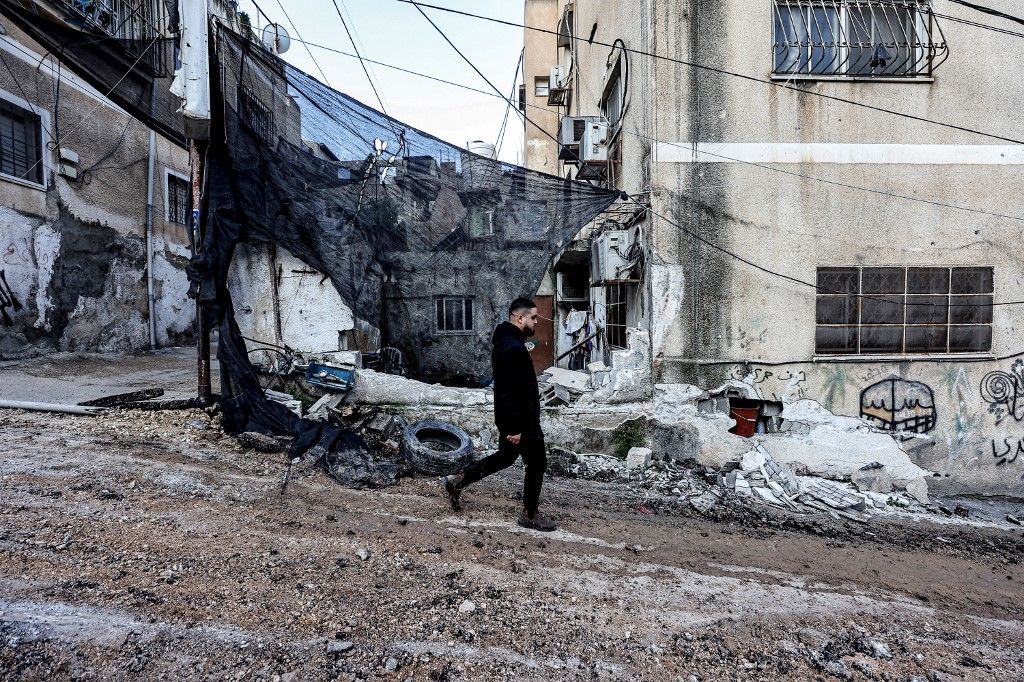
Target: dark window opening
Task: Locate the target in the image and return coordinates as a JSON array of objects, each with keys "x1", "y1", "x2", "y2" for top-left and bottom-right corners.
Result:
[
  {"x1": 0, "y1": 99, "x2": 43, "y2": 185},
  {"x1": 436, "y1": 297, "x2": 474, "y2": 333},
  {"x1": 167, "y1": 173, "x2": 189, "y2": 225},
  {"x1": 816, "y1": 266, "x2": 993, "y2": 355},
  {"x1": 605, "y1": 282, "x2": 627, "y2": 349}
]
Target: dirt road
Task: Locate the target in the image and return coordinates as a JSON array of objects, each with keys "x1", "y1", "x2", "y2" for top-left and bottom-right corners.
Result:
[{"x1": 2, "y1": 407, "x2": 1023, "y2": 681}]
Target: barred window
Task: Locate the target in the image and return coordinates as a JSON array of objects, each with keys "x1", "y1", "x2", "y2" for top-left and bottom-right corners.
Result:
[
  {"x1": 240, "y1": 85, "x2": 274, "y2": 142},
  {"x1": 605, "y1": 282, "x2": 628, "y2": 350},
  {"x1": 773, "y1": 1, "x2": 947, "y2": 78},
  {"x1": 436, "y1": 297, "x2": 473, "y2": 333},
  {"x1": 816, "y1": 266, "x2": 993, "y2": 355},
  {"x1": 0, "y1": 98, "x2": 43, "y2": 185},
  {"x1": 166, "y1": 173, "x2": 189, "y2": 225}
]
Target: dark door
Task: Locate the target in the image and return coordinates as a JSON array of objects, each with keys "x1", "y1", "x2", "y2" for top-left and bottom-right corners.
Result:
[{"x1": 530, "y1": 295, "x2": 555, "y2": 375}]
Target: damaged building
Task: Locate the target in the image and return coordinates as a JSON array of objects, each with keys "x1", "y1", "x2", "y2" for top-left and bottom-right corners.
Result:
[{"x1": 518, "y1": 0, "x2": 1024, "y2": 498}]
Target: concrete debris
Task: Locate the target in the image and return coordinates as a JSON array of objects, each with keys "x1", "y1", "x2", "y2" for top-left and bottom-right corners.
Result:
[
  {"x1": 593, "y1": 329, "x2": 652, "y2": 404},
  {"x1": 236, "y1": 432, "x2": 282, "y2": 453},
  {"x1": 905, "y1": 477, "x2": 930, "y2": 506},
  {"x1": 689, "y1": 491, "x2": 719, "y2": 513},
  {"x1": 625, "y1": 447, "x2": 653, "y2": 471},
  {"x1": 540, "y1": 367, "x2": 591, "y2": 394},
  {"x1": 264, "y1": 389, "x2": 302, "y2": 417},
  {"x1": 851, "y1": 463, "x2": 894, "y2": 494},
  {"x1": 458, "y1": 599, "x2": 476, "y2": 614},
  {"x1": 307, "y1": 394, "x2": 346, "y2": 422},
  {"x1": 326, "y1": 640, "x2": 354, "y2": 654},
  {"x1": 805, "y1": 480, "x2": 868, "y2": 512},
  {"x1": 356, "y1": 548, "x2": 371, "y2": 561},
  {"x1": 349, "y1": 369, "x2": 491, "y2": 408}
]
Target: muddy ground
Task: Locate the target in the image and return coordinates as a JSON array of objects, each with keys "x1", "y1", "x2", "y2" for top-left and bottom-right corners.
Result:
[{"x1": 1, "y1": 407, "x2": 1023, "y2": 682}]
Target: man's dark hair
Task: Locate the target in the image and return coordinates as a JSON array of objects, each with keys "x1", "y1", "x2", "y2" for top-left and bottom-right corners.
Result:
[{"x1": 508, "y1": 297, "x2": 537, "y2": 318}]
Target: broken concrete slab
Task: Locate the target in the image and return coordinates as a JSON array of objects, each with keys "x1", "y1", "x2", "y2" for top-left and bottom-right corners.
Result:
[
  {"x1": 906, "y1": 477, "x2": 930, "y2": 505},
  {"x1": 349, "y1": 369, "x2": 492, "y2": 408},
  {"x1": 851, "y1": 463, "x2": 894, "y2": 494},
  {"x1": 541, "y1": 367, "x2": 591, "y2": 394}
]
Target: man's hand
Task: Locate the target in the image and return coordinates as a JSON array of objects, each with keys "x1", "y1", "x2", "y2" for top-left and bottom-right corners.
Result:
[{"x1": 506, "y1": 433, "x2": 522, "y2": 445}]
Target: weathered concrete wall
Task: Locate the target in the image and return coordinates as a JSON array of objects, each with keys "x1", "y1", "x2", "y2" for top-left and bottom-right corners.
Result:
[
  {"x1": 0, "y1": 24, "x2": 193, "y2": 357},
  {"x1": 523, "y1": 1, "x2": 1024, "y2": 496}
]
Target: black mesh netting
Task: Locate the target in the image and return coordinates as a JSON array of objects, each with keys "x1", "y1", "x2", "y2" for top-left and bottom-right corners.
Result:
[{"x1": 0, "y1": 11, "x2": 620, "y2": 486}]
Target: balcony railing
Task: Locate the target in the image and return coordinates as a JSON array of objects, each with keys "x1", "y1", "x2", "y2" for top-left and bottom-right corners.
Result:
[
  {"x1": 58, "y1": 0, "x2": 168, "y2": 75},
  {"x1": 773, "y1": 1, "x2": 948, "y2": 78}
]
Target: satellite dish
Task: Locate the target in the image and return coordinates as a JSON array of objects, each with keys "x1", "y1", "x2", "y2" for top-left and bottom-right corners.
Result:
[{"x1": 261, "y1": 24, "x2": 291, "y2": 55}]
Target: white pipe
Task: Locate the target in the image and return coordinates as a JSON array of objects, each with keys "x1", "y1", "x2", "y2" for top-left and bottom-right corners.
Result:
[
  {"x1": 145, "y1": 126, "x2": 157, "y2": 350},
  {"x1": 0, "y1": 400, "x2": 106, "y2": 416}
]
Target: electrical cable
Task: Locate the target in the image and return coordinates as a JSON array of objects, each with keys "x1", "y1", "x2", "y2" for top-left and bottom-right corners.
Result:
[
  {"x1": 408, "y1": 0, "x2": 564, "y2": 149},
  {"x1": 270, "y1": 29, "x2": 1024, "y2": 225},
  {"x1": 949, "y1": 0, "x2": 1024, "y2": 27},
  {"x1": 639, "y1": 199, "x2": 1023, "y2": 307},
  {"x1": 269, "y1": 0, "x2": 333, "y2": 86},
  {"x1": 494, "y1": 48, "x2": 524, "y2": 155},
  {"x1": 395, "y1": 0, "x2": 1024, "y2": 145},
  {"x1": 329, "y1": 0, "x2": 395, "y2": 132}
]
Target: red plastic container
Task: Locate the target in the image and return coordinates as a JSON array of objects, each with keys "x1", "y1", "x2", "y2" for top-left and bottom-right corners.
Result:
[{"x1": 729, "y1": 405, "x2": 760, "y2": 437}]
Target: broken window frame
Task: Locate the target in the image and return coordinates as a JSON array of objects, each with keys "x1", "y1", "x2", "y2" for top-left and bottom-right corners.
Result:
[
  {"x1": 604, "y1": 282, "x2": 628, "y2": 350},
  {"x1": 771, "y1": 1, "x2": 946, "y2": 80},
  {"x1": 815, "y1": 265, "x2": 994, "y2": 356},
  {"x1": 435, "y1": 296, "x2": 475, "y2": 335},
  {"x1": 0, "y1": 95, "x2": 44, "y2": 187}
]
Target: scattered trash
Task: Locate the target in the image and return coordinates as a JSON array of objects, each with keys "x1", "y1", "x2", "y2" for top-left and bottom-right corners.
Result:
[
  {"x1": 304, "y1": 362, "x2": 356, "y2": 392},
  {"x1": 265, "y1": 389, "x2": 302, "y2": 417}
]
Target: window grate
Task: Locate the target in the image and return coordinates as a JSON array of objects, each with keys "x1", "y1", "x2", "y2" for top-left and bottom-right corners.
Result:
[
  {"x1": 58, "y1": 0, "x2": 168, "y2": 75},
  {"x1": 605, "y1": 282, "x2": 628, "y2": 350},
  {"x1": 240, "y1": 85, "x2": 275, "y2": 143},
  {"x1": 816, "y1": 266, "x2": 993, "y2": 355},
  {"x1": 167, "y1": 174, "x2": 189, "y2": 225},
  {"x1": 436, "y1": 297, "x2": 474, "y2": 333},
  {"x1": 773, "y1": 1, "x2": 948, "y2": 78},
  {"x1": 0, "y1": 98, "x2": 43, "y2": 185}
]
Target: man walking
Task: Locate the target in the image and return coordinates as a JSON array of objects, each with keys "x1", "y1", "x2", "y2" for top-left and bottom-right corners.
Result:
[{"x1": 442, "y1": 297, "x2": 556, "y2": 532}]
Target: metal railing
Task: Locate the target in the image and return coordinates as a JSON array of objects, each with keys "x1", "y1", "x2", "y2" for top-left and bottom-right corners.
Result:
[
  {"x1": 772, "y1": 1, "x2": 948, "y2": 78},
  {"x1": 58, "y1": 0, "x2": 168, "y2": 75}
]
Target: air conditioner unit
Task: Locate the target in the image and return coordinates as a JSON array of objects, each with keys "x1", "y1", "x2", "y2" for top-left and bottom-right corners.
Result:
[
  {"x1": 558, "y1": 115, "x2": 600, "y2": 161},
  {"x1": 590, "y1": 229, "x2": 632, "y2": 283},
  {"x1": 576, "y1": 120, "x2": 610, "y2": 180},
  {"x1": 556, "y1": 271, "x2": 589, "y2": 302}
]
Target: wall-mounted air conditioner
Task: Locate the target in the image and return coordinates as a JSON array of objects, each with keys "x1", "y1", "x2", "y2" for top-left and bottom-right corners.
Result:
[
  {"x1": 556, "y1": 271, "x2": 589, "y2": 302},
  {"x1": 590, "y1": 229, "x2": 633, "y2": 283},
  {"x1": 576, "y1": 120, "x2": 610, "y2": 180},
  {"x1": 558, "y1": 115, "x2": 600, "y2": 161}
]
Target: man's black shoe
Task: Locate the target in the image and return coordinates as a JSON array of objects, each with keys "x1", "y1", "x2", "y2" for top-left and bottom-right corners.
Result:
[
  {"x1": 443, "y1": 476, "x2": 463, "y2": 512},
  {"x1": 517, "y1": 510, "x2": 556, "y2": 532}
]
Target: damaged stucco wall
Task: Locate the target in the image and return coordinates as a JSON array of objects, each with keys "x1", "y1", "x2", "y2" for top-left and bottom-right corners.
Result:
[{"x1": 0, "y1": 23, "x2": 193, "y2": 357}]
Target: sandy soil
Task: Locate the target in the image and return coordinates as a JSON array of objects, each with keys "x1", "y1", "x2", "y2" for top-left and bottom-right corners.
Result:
[{"x1": 1, "y1": 407, "x2": 1023, "y2": 681}]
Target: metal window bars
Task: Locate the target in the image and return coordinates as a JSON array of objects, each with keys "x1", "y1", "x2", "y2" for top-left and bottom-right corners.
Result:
[
  {"x1": 773, "y1": 1, "x2": 948, "y2": 78},
  {"x1": 58, "y1": 0, "x2": 167, "y2": 75}
]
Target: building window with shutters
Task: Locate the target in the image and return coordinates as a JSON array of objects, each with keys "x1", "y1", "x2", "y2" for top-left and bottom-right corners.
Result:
[
  {"x1": 0, "y1": 96, "x2": 44, "y2": 187},
  {"x1": 816, "y1": 266, "x2": 993, "y2": 355},
  {"x1": 436, "y1": 296, "x2": 474, "y2": 334}
]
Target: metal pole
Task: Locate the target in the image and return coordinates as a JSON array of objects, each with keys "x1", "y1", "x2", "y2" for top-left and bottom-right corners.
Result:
[
  {"x1": 190, "y1": 139, "x2": 212, "y2": 405},
  {"x1": 145, "y1": 127, "x2": 157, "y2": 351}
]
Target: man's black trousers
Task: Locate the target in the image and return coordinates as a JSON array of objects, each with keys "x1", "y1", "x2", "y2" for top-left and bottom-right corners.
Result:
[{"x1": 459, "y1": 432, "x2": 546, "y2": 515}]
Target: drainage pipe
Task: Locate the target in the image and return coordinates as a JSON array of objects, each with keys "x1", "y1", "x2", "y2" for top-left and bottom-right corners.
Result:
[
  {"x1": 0, "y1": 400, "x2": 106, "y2": 416},
  {"x1": 145, "y1": 88, "x2": 158, "y2": 350}
]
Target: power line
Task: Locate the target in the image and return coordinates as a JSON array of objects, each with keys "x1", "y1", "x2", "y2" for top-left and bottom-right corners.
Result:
[
  {"x1": 329, "y1": 0, "x2": 393, "y2": 125},
  {"x1": 494, "y1": 48, "x2": 523, "y2": 155},
  {"x1": 396, "y1": 0, "x2": 1024, "y2": 145},
  {"x1": 269, "y1": 0, "x2": 333, "y2": 86},
  {"x1": 408, "y1": 0, "x2": 563, "y2": 149},
  {"x1": 949, "y1": 0, "x2": 1024, "y2": 27},
  {"x1": 276, "y1": 27, "x2": 1024, "y2": 225},
  {"x1": 641, "y1": 200, "x2": 1024, "y2": 307}
]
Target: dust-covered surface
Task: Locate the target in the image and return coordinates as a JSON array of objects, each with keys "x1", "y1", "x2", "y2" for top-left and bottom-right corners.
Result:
[{"x1": 1, "y1": 408, "x2": 1023, "y2": 681}]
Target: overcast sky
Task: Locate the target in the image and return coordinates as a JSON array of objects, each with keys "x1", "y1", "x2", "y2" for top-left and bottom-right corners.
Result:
[{"x1": 241, "y1": 0, "x2": 526, "y2": 163}]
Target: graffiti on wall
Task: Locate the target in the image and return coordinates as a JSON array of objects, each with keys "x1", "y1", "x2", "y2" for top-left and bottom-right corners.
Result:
[
  {"x1": 991, "y1": 437, "x2": 1024, "y2": 466},
  {"x1": 860, "y1": 377, "x2": 936, "y2": 434},
  {"x1": 0, "y1": 270, "x2": 22, "y2": 326},
  {"x1": 980, "y1": 360, "x2": 1024, "y2": 426}
]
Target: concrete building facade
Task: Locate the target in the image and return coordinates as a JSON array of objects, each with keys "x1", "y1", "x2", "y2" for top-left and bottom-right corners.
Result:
[
  {"x1": 0, "y1": 15, "x2": 193, "y2": 357},
  {"x1": 524, "y1": 0, "x2": 1024, "y2": 496}
]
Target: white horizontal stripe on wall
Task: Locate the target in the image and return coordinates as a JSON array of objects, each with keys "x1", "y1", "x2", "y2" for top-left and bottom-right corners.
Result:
[{"x1": 656, "y1": 142, "x2": 1024, "y2": 165}]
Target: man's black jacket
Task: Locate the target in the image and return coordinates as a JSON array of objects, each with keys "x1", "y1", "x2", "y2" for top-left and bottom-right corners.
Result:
[{"x1": 491, "y1": 321, "x2": 541, "y2": 437}]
